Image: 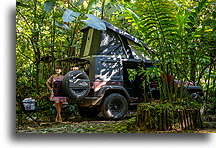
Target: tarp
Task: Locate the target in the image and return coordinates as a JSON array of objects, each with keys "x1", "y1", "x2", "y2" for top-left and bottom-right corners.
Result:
[
  {"x1": 81, "y1": 20, "x2": 149, "y2": 50},
  {"x1": 99, "y1": 29, "x2": 130, "y2": 58},
  {"x1": 80, "y1": 20, "x2": 149, "y2": 58},
  {"x1": 102, "y1": 21, "x2": 149, "y2": 50}
]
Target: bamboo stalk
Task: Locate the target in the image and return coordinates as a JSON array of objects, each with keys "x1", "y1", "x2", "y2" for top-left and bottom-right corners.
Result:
[
  {"x1": 178, "y1": 110, "x2": 182, "y2": 129},
  {"x1": 183, "y1": 110, "x2": 188, "y2": 130},
  {"x1": 186, "y1": 110, "x2": 191, "y2": 130},
  {"x1": 162, "y1": 110, "x2": 167, "y2": 130},
  {"x1": 158, "y1": 110, "x2": 163, "y2": 131},
  {"x1": 189, "y1": 110, "x2": 194, "y2": 129},
  {"x1": 192, "y1": 110, "x2": 197, "y2": 129},
  {"x1": 148, "y1": 110, "x2": 152, "y2": 129},
  {"x1": 169, "y1": 110, "x2": 174, "y2": 130}
]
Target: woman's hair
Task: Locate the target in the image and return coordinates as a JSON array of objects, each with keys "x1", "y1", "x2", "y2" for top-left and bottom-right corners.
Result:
[{"x1": 56, "y1": 66, "x2": 62, "y2": 70}]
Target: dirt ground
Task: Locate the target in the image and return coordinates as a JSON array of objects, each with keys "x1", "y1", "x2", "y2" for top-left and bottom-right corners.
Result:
[{"x1": 16, "y1": 117, "x2": 216, "y2": 133}]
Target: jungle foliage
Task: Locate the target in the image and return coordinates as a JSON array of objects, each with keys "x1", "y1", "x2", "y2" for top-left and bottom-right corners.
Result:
[{"x1": 16, "y1": 0, "x2": 215, "y2": 108}]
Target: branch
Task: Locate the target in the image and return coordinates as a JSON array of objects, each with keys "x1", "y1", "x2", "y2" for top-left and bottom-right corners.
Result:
[
  {"x1": 16, "y1": 9, "x2": 31, "y2": 30},
  {"x1": 197, "y1": 60, "x2": 215, "y2": 86},
  {"x1": 17, "y1": 48, "x2": 35, "y2": 65}
]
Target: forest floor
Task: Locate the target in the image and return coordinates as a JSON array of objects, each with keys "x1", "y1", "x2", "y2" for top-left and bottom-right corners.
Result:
[{"x1": 16, "y1": 117, "x2": 216, "y2": 133}]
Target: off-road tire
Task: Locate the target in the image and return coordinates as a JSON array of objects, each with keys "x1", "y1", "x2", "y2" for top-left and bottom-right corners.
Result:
[
  {"x1": 62, "y1": 70, "x2": 90, "y2": 100},
  {"x1": 190, "y1": 93, "x2": 203, "y2": 103},
  {"x1": 101, "y1": 93, "x2": 128, "y2": 120}
]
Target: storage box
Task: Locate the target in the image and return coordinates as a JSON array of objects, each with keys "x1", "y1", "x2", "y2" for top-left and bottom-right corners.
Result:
[{"x1": 22, "y1": 98, "x2": 35, "y2": 110}]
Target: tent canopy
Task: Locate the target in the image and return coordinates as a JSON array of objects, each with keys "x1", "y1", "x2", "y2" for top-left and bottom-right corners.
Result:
[{"x1": 80, "y1": 20, "x2": 149, "y2": 59}]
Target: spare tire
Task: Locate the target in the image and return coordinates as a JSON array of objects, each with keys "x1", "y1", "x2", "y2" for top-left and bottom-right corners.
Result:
[{"x1": 62, "y1": 70, "x2": 90, "y2": 100}]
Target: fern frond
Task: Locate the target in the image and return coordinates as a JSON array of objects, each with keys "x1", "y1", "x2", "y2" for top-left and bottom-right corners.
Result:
[{"x1": 132, "y1": 0, "x2": 178, "y2": 54}]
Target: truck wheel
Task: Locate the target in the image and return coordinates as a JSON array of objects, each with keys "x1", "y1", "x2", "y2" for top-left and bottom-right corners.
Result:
[
  {"x1": 101, "y1": 93, "x2": 128, "y2": 120},
  {"x1": 62, "y1": 70, "x2": 90, "y2": 100},
  {"x1": 190, "y1": 93, "x2": 203, "y2": 103}
]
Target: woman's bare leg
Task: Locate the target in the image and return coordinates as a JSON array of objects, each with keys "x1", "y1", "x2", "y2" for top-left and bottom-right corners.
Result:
[
  {"x1": 58, "y1": 102, "x2": 63, "y2": 122},
  {"x1": 55, "y1": 102, "x2": 59, "y2": 122}
]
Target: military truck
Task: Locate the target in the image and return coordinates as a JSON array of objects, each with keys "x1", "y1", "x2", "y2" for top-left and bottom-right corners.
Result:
[{"x1": 61, "y1": 21, "x2": 203, "y2": 120}]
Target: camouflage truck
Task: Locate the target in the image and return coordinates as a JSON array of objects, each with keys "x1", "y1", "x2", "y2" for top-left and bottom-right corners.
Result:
[{"x1": 61, "y1": 21, "x2": 203, "y2": 120}]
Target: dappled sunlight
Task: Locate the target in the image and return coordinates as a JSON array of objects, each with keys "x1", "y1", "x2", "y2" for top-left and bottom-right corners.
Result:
[{"x1": 94, "y1": 60, "x2": 123, "y2": 92}]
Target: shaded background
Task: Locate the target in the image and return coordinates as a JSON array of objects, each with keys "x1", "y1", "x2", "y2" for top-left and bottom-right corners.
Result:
[{"x1": 1, "y1": 0, "x2": 215, "y2": 148}]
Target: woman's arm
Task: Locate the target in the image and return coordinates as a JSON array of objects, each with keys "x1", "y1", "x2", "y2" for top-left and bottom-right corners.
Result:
[
  {"x1": 46, "y1": 81, "x2": 53, "y2": 91},
  {"x1": 46, "y1": 75, "x2": 54, "y2": 91}
]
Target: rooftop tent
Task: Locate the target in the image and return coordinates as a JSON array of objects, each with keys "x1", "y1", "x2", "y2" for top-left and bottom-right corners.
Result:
[{"x1": 80, "y1": 20, "x2": 149, "y2": 59}]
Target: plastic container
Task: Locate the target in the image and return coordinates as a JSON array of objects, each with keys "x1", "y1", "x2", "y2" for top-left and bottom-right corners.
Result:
[{"x1": 22, "y1": 98, "x2": 35, "y2": 110}]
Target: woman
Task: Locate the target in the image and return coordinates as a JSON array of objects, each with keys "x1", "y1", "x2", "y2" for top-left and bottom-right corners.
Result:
[{"x1": 46, "y1": 66, "x2": 68, "y2": 122}]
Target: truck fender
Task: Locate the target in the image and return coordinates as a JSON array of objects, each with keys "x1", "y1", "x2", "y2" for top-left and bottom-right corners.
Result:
[{"x1": 97, "y1": 85, "x2": 132, "y2": 102}]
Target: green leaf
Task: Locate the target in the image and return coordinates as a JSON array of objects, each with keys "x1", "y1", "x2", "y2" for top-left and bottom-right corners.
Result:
[
  {"x1": 82, "y1": 14, "x2": 106, "y2": 30},
  {"x1": 106, "y1": 6, "x2": 118, "y2": 15},
  {"x1": 187, "y1": 22, "x2": 194, "y2": 27},
  {"x1": 188, "y1": 15, "x2": 195, "y2": 22},
  {"x1": 74, "y1": 0, "x2": 86, "y2": 6},
  {"x1": 55, "y1": 23, "x2": 71, "y2": 30},
  {"x1": 126, "y1": 8, "x2": 140, "y2": 20},
  {"x1": 62, "y1": 9, "x2": 81, "y2": 22},
  {"x1": 16, "y1": 1, "x2": 30, "y2": 8},
  {"x1": 44, "y1": 1, "x2": 54, "y2": 12}
]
